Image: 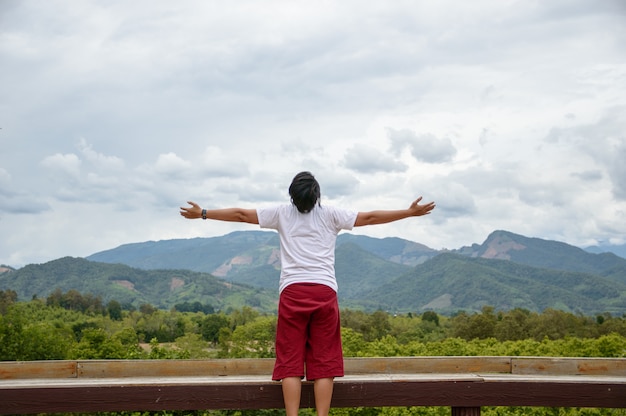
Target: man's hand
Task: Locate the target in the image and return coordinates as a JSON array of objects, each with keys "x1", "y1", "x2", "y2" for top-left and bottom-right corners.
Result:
[
  {"x1": 180, "y1": 201, "x2": 202, "y2": 219},
  {"x1": 409, "y1": 197, "x2": 436, "y2": 217}
]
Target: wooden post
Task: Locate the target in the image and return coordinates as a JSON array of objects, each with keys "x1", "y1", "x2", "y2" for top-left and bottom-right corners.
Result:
[{"x1": 451, "y1": 407, "x2": 480, "y2": 416}]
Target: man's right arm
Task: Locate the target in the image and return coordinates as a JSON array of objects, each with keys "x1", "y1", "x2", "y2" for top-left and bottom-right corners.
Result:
[{"x1": 354, "y1": 197, "x2": 435, "y2": 227}]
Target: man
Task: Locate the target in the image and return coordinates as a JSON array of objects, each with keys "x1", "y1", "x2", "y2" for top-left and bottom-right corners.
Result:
[{"x1": 180, "y1": 171, "x2": 435, "y2": 416}]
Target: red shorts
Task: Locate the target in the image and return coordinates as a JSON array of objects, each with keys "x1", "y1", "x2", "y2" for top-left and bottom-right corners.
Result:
[{"x1": 272, "y1": 283, "x2": 344, "y2": 381}]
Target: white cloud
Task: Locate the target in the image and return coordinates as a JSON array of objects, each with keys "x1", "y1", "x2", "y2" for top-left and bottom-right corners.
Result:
[
  {"x1": 388, "y1": 128, "x2": 457, "y2": 164},
  {"x1": 78, "y1": 138, "x2": 125, "y2": 171},
  {"x1": 153, "y1": 153, "x2": 191, "y2": 175},
  {"x1": 40, "y1": 153, "x2": 82, "y2": 177},
  {"x1": 1, "y1": 0, "x2": 626, "y2": 266},
  {"x1": 199, "y1": 146, "x2": 250, "y2": 178},
  {"x1": 343, "y1": 144, "x2": 407, "y2": 174}
]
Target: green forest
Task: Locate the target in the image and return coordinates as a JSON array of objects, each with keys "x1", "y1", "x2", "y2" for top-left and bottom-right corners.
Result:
[{"x1": 1, "y1": 289, "x2": 625, "y2": 416}]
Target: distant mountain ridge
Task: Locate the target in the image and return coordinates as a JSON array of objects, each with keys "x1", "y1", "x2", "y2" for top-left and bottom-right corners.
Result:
[
  {"x1": 86, "y1": 231, "x2": 439, "y2": 272},
  {"x1": 366, "y1": 252, "x2": 626, "y2": 315},
  {"x1": 453, "y1": 230, "x2": 626, "y2": 284},
  {"x1": 2, "y1": 230, "x2": 625, "y2": 315},
  {"x1": 82, "y1": 229, "x2": 626, "y2": 314},
  {"x1": 0, "y1": 256, "x2": 277, "y2": 312}
]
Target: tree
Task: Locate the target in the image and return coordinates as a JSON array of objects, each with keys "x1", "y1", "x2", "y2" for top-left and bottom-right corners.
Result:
[
  {"x1": 220, "y1": 316, "x2": 276, "y2": 358},
  {"x1": 451, "y1": 306, "x2": 497, "y2": 340},
  {"x1": 139, "y1": 303, "x2": 157, "y2": 315},
  {"x1": 528, "y1": 309, "x2": 585, "y2": 340},
  {"x1": 495, "y1": 308, "x2": 532, "y2": 341},
  {"x1": 174, "y1": 301, "x2": 215, "y2": 314},
  {"x1": 341, "y1": 327, "x2": 366, "y2": 357},
  {"x1": 107, "y1": 300, "x2": 123, "y2": 321},
  {"x1": 70, "y1": 327, "x2": 140, "y2": 359},
  {"x1": 229, "y1": 306, "x2": 260, "y2": 329},
  {"x1": 20, "y1": 322, "x2": 74, "y2": 360},
  {"x1": 368, "y1": 310, "x2": 392, "y2": 341},
  {"x1": 175, "y1": 333, "x2": 211, "y2": 358},
  {"x1": 0, "y1": 289, "x2": 17, "y2": 314},
  {"x1": 200, "y1": 313, "x2": 230, "y2": 344},
  {"x1": 0, "y1": 307, "x2": 24, "y2": 360},
  {"x1": 421, "y1": 311, "x2": 440, "y2": 326}
]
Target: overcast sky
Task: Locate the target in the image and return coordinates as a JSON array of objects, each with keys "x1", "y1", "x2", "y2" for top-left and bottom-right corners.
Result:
[{"x1": 1, "y1": 0, "x2": 625, "y2": 267}]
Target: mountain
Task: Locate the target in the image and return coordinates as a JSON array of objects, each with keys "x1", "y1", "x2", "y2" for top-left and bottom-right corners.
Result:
[
  {"x1": 336, "y1": 234, "x2": 438, "y2": 266},
  {"x1": 364, "y1": 252, "x2": 626, "y2": 315},
  {"x1": 585, "y1": 242, "x2": 626, "y2": 259},
  {"x1": 85, "y1": 231, "x2": 437, "y2": 299},
  {"x1": 87, "y1": 231, "x2": 281, "y2": 273},
  {"x1": 3, "y1": 230, "x2": 625, "y2": 315},
  {"x1": 86, "y1": 231, "x2": 438, "y2": 272},
  {"x1": 0, "y1": 257, "x2": 277, "y2": 312},
  {"x1": 454, "y1": 230, "x2": 626, "y2": 284}
]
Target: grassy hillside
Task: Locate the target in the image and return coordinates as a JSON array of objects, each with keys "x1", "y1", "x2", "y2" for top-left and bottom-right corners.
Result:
[
  {"x1": 0, "y1": 257, "x2": 278, "y2": 312},
  {"x1": 5, "y1": 230, "x2": 625, "y2": 315},
  {"x1": 365, "y1": 253, "x2": 626, "y2": 315}
]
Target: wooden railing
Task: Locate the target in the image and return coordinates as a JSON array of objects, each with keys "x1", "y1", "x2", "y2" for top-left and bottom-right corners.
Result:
[{"x1": 1, "y1": 357, "x2": 625, "y2": 415}]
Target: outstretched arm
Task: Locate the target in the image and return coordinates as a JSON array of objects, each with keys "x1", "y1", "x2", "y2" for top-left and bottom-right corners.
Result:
[
  {"x1": 179, "y1": 201, "x2": 259, "y2": 224},
  {"x1": 354, "y1": 197, "x2": 435, "y2": 227}
]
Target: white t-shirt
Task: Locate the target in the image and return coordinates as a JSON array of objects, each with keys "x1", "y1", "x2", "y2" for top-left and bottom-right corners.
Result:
[{"x1": 257, "y1": 204, "x2": 358, "y2": 293}]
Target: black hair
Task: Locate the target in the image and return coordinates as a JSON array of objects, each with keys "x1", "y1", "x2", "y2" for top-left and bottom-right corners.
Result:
[{"x1": 288, "y1": 171, "x2": 321, "y2": 213}]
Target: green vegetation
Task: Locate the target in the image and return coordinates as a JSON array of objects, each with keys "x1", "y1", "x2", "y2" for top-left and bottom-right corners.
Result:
[
  {"x1": 2, "y1": 289, "x2": 625, "y2": 361},
  {"x1": 4, "y1": 230, "x2": 626, "y2": 315},
  {"x1": 2, "y1": 289, "x2": 626, "y2": 415},
  {"x1": 0, "y1": 257, "x2": 279, "y2": 312}
]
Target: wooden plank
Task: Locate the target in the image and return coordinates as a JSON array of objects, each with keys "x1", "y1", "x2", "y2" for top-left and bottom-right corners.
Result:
[
  {"x1": 0, "y1": 357, "x2": 513, "y2": 380},
  {"x1": 2, "y1": 376, "x2": 625, "y2": 414},
  {"x1": 0, "y1": 361, "x2": 76, "y2": 380},
  {"x1": 0, "y1": 382, "x2": 285, "y2": 414},
  {"x1": 1, "y1": 357, "x2": 625, "y2": 380},
  {"x1": 331, "y1": 378, "x2": 626, "y2": 408},
  {"x1": 471, "y1": 380, "x2": 626, "y2": 408},
  {"x1": 79, "y1": 357, "x2": 513, "y2": 378},
  {"x1": 344, "y1": 357, "x2": 511, "y2": 374},
  {"x1": 512, "y1": 357, "x2": 626, "y2": 376},
  {"x1": 78, "y1": 358, "x2": 275, "y2": 378},
  {"x1": 2, "y1": 357, "x2": 626, "y2": 414}
]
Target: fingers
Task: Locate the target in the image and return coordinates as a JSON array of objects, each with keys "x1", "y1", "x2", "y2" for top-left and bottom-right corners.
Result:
[
  {"x1": 180, "y1": 201, "x2": 199, "y2": 218},
  {"x1": 422, "y1": 201, "x2": 436, "y2": 214},
  {"x1": 411, "y1": 197, "x2": 436, "y2": 216}
]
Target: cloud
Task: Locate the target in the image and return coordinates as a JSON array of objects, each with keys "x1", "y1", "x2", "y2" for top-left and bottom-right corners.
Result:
[
  {"x1": 0, "y1": 189, "x2": 51, "y2": 216},
  {"x1": 2, "y1": 1, "x2": 626, "y2": 266},
  {"x1": 152, "y1": 153, "x2": 192, "y2": 177},
  {"x1": 40, "y1": 153, "x2": 82, "y2": 177},
  {"x1": 428, "y1": 182, "x2": 477, "y2": 219},
  {"x1": 0, "y1": 167, "x2": 51, "y2": 214},
  {"x1": 77, "y1": 138, "x2": 125, "y2": 171},
  {"x1": 571, "y1": 170, "x2": 603, "y2": 182},
  {"x1": 199, "y1": 146, "x2": 250, "y2": 178},
  {"x1": 387, "y1": 128, "x2": 457, "y2": 163},
  {"x1": 318, "y1": 171, "x2": 360, "y2": 200},
  {"x1": 607, "y1": 140, "x2": 626, "y2": 199},
  {"x1": 542, "y1": 107, "x2": 626, "y2": 200},
  {"x1": 343, "y1": 144, "x2": 407, "y2": 174}
]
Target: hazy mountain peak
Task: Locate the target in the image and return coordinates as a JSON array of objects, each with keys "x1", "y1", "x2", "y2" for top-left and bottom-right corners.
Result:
[{"x1": 481, "y1": 230, "x2": 527, "y2": 260}]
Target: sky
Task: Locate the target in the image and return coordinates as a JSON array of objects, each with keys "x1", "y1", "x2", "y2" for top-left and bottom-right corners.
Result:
[{"x1": 1, "y1": 0, "x2": 626, "y2": 267}]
